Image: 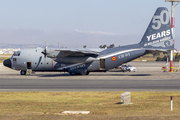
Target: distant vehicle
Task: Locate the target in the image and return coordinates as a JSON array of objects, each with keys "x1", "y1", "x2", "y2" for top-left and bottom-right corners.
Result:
[{"x1": 120, "y1": 65, "x2": 137, "y2": 72}]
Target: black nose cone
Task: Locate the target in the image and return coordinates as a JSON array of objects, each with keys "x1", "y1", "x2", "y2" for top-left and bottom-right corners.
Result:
[{"x1": 3, "y1": 59, "x2": 11, "y2": 68}]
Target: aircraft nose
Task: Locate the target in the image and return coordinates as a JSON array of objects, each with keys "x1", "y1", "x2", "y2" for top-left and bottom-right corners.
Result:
[{"x1": 3, "y1": 58, "x2": 11, "y2": 68}]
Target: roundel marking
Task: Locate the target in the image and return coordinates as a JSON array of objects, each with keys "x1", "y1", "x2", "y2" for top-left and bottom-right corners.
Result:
[{"x1": 111, "y1": 56, "x2": 117, "y2": 61}]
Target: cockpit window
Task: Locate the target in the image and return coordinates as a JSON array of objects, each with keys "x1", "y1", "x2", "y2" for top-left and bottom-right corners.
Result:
[
  {"x1": 10, "y1": 55, "x2": 13, "y2": 60},
  {"x1": 13, "y1": 51, "x2": 21, "y2": 56}
]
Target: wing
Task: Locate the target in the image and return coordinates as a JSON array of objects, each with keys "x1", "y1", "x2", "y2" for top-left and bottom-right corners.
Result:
[
  {"x1": 43, "y1": 48, "x2": 104, "y2": 58},
  {"x1": 56, "y1": 48, "x2": 101, "y2": 56}
]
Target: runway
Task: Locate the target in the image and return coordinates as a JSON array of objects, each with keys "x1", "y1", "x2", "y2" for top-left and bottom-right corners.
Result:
[
  {"x1": 0, "y1": 73, "x2": 180, "y2": 91},
  {"x1": 1, "y1": 62, "x2": 180, "y2": 91}
]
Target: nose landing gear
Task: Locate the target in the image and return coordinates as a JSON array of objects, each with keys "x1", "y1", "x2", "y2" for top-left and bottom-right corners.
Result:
[{"x1": 20, "y1": 70, "x2": 26, "y2": 75}]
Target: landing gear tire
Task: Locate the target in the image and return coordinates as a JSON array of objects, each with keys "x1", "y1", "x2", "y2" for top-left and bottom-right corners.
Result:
[
  {"x1": 20, "y1": 70, "x2": 26, "y2": 75},
  {"x1": 69, "y1": 72, "x2": 79, "y2": 75},
  {"x1": 69, "y1": 72, "x2": 74, "y2": 75},
  {"x1": 80, "y1": 71, "x2": 89, "y2": 75},
  {"x1": 85, "y1": 71, "x2": 89, "y2": 75}
]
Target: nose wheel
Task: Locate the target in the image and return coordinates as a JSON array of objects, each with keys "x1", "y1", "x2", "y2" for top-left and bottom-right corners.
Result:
[{"x1": 20, "y1": 70, "x2": 26, "y2": 75}]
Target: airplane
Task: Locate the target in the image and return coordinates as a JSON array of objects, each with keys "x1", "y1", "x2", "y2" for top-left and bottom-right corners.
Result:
[{"x1": 3, "y1": 7, "x2": 174, "y2": 75}]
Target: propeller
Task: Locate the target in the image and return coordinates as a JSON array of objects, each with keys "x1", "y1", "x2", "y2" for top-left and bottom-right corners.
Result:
[
  {"x1": 41, "y1": 40, "x2": 47, "y2": 58},
  {"x1": 41, "y1": 46, "x2": 48, "y2": 58}
]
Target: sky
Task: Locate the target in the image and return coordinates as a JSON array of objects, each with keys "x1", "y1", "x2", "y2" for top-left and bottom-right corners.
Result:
[{"x1": 0, "y1": 0, "x2": 180, "y2": 49}]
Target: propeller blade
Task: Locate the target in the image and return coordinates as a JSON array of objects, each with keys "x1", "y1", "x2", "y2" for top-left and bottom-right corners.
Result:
[{"x1": 41, "y1": 47, "x2": 47, "y2": 58}]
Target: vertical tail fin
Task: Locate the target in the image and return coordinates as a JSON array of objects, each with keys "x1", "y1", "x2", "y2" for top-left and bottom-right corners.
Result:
[{"x1": 139, "y1": 7, "x2": 174, "y2": 50}]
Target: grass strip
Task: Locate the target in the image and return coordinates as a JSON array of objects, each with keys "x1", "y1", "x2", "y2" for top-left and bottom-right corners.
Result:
[{"x1": 0, "y1": 91, "x2": 180, "y2": 120}]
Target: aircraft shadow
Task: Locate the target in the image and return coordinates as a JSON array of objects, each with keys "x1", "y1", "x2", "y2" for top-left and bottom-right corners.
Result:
[
  {"x1": 37, "y1": 73, "x2": 151, "y2": 77},
  {"x1": 88, "y1": 74, "x2": 151, "y2": 76},
  {"x1": 37, "y1": 73, "x2": 71, "y2": 77}
]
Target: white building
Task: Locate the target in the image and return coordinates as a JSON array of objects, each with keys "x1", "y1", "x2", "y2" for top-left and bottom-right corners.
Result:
[{"x1": 0, "y1": 48, "x2": 20, "y2": 54}]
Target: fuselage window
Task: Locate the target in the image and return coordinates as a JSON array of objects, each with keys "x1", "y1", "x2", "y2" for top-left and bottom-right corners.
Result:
[{"x1": 13, "y1": 58, "x2": 17, "y2": 62}]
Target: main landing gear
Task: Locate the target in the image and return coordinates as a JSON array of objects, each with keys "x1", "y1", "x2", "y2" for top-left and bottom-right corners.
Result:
[{"x1": 69, "y1": 71, "x2": 89, "y2": 75}]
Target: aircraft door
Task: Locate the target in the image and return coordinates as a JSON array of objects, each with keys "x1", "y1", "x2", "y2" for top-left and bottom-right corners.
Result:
[
  {"x1": 27, "y1": 62, "x2": 32, "y2": 69},
  {"x1": 12, "y1": 57, "x2": 17, "y2": 68},
  {"x1": 26, "y1": 62, "x2": 32, "y2": 74},
  {"x1": 99, "y1": 59, "x2": 105, "y2": 70}
]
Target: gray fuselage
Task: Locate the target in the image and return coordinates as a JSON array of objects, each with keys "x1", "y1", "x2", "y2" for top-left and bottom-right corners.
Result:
[{"x1": 5, "y1": 43, "x2": 146, "y2": 75}]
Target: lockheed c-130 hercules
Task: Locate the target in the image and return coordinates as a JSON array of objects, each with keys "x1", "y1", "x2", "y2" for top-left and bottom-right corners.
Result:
[{"x1": 4, "y1": 7, "x2": 174, "y2": 75}]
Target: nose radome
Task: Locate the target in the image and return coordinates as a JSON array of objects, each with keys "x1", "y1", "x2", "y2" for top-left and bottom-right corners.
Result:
[{"x1": 3, "y1": 59, "x2": 11, "y2": 69}]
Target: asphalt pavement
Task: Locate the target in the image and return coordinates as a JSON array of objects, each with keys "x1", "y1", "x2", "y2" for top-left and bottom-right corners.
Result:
[{"x1": 1, "y1": 62, "x2": 180, "y2": 91}]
